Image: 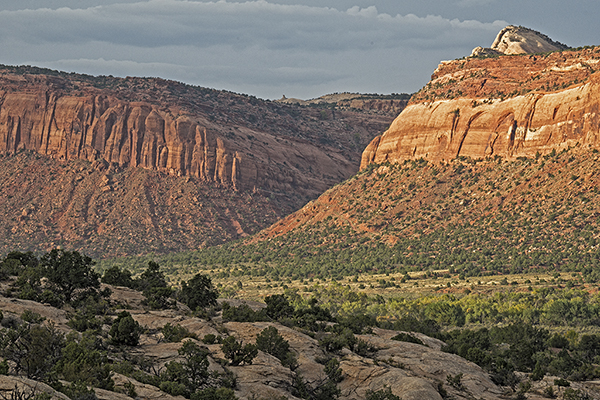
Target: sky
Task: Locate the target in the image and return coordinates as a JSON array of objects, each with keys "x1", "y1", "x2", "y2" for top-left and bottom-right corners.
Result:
[{"x1": 0, "y1": 1, "x2": 598, "y2": 100}]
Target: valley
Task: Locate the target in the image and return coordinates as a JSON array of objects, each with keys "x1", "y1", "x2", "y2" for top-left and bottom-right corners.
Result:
[{"x1": 2, "y1": 25, "x2": 600, "y2": 400}]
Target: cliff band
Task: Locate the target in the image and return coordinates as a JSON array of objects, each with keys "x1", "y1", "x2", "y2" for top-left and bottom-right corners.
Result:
[{"x1": 362, "y1": 29, "x2": 600, "y2": 168}]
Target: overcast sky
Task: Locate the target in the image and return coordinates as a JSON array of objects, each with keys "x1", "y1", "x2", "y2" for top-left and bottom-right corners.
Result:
[{"x1": 0, "y1": 1, "x2": 597, "y2": 100}]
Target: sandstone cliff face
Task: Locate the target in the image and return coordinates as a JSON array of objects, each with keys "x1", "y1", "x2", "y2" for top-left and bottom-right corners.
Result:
[
  {"x1": 0, "y1": 89, "x2": 237, "y2": 185},
  {"x1": 0, "y1": 67, "x2": 398, "y2": 256},
  {"x1": 362, "y1": 46, "x2": 600, "y2": 168},
  {"x1": 0, "y1": 67, "x2": 394, "y2": 200}
]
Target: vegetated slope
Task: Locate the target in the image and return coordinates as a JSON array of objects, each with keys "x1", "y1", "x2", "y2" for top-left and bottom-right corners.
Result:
[
  {"x1": 275, "y1": 92, "x2": 409, "y2": 115},
  {"x1": 253, "y1": 148, "x2": 600, "y2": 278},
  {"x1": 0, "y1": 152, "x2": 286, "y2": 257},
  {"x1": 142, "y1": 146, "x2": 600, "y2": 280},
  {"x1": 0, "y1": 65, "x2": 403, "y2": 257}
]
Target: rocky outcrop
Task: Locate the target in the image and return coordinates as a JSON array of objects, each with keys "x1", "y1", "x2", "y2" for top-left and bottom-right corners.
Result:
[
  {"x1": 1, "y1": 284, "x2": 599, "y2": 400},
  {"x1": 490, "y1": 25, "x2": 569, "y2": 55},
  {"x1": 362, "y1": 39, "x2": 600, "y2": 168},
  {"x1": 470, "y1": 25, "x2": 569, "y2": 57}
]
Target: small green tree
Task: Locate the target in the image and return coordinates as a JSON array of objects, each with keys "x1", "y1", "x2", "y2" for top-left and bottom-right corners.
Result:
[
  {"x1": 292, "y1": 358, "x2": 341, "y2": 400},
  {"x1": 40, "y1": 249, "x2": 101, "y2": 304},
  {"x1": 0, "y1": 251, "x2": 36, "y2": 280},
  {"x1": 365, "y1": 386, "x2": 401, "y2": 400},
  {"x1": 180, "y1": 274, "x2": 219, "y2": 311},
  {"x1": 136, "y1": 262, "x2": 175, "y2": 310},
  {"x1": 190, "y1": 387, "x2": 236, "y2": 400},
  {"x1": 162, "y1": 323, "x2": 197, "y2": 343},
  {"x1": 101, "y1": 265, "x2": 135, "y2": 288},
  {"x1": 319, "y1": 327, "x2": 357, "y2": 353},
  {"x1": 0, "y1": 321, "x2": 64, "y2": 380},
  {"x1": 136, "y1": 261, "x2": 168, "y2": 291},
  {"x1": 160, "y1": 340, "x2": 211, "y2": 397},
  {"x1": 179, "y1": 340, "x2": 211, "y2": 389},
  {"x1": 109, "y1": 311, "x2": 142, "y2": 346},
  {"x1": 55, "y1": 330, "x2": 114, "y2": 390},
  {"x1": 264, "y1": 294, "x2": 294, "y2": 320},
  {"x1": 221, "y1": 336, "x2": 257, "y2": 366},
  {"x1": 255, "y1": 326, "x2": 295, "y2": 368}
]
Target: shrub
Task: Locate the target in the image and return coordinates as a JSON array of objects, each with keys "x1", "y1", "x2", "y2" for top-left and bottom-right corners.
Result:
[
  {"x1": 20, "y1": 310, "x2": 44, "y2": 324},
  {"x1": 0, "y1": 360, "x2": 8, "y2": 375},
  {"x1": 336, "y1": 314, "x2": 376, "y2": 334},
  {"x1": 109, "y1": 311, "x2": 142, "y2": 346},
  {"x1": 563, "y1": 388, "x2": 592, "y2": 400},
  {"x1": 160, "y1": 340, "x2": 211, "y2": 396},
  {"x1": 554, "y1": 378, "x2": 570, "y2": 387},
  {"x1": 202, "y1": 334, "x2": 217, "y2": 345},
  {"x1": 101, "y1": 265, "x2": 135, "y2": 288},
  {"x1": 264, "y1": 295, "x2": 294, "y2": 320},
  {"x1": 292, "y1": 357, "x2": 342, "y2": 400},
  {"x1": 162, "y1": 323, "x2": 197, "y2": 343},
  {"x1": 0, "y1": 321, "x2": 64, "y2": 380},
  {"x1": 365, "y1": 386, "x2": 401, "y2": 400},
  {"x1": 68, "y1": 309, "x2": 104, "y2": 333},
  {"x1": 143, "y1": 286, "x2": 176, "y2": 310},
  {"x1": 255, "y1": 326, "x2": 296, "y2": 368},
  {"x1": 221, "y1": 303, "x2": 265, "y2": 322},
  {"x1": 319, "y1": 327, "x2": 357, "y2": 354},
  {"x1": 61, "y1": 381, "x2": 99, "y2": 400},
  {"x1": 56, "y1": 330, "x2": 114, "y2": 390},
  {"x1": 190, "y1": 387, "x2": 236, "y2": 400},
  {"x1": 180, "y1": 274, "x2": 219, "y2": 311},
  {"x1": 391, "y1": 332, "x2": 424, "y2": 345},
  {"x1": 221, "y1": 336, "x2": 257, "y2": 366}
]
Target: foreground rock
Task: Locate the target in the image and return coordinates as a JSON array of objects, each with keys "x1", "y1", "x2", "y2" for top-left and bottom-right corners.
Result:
[{"x1": 2, "y1": 286, "x2": 598, "y2": 400}]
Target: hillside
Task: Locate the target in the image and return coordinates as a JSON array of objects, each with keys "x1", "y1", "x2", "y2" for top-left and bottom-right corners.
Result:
[
  {"x1": 134, "y1": 33, "x2": 600, "y2": 281},
  {"x1": 138, "y1": 147, "x2": 600, "y2": 281},
  {"x1": 0, "y1": 66, "x2": 403, "y2": 257},
  {"x1": 1, "y1": 252, "x2": 599, "y2": 400},
  {"x1": 275, "y1": 92, "x2": 409, "y2": 115}
]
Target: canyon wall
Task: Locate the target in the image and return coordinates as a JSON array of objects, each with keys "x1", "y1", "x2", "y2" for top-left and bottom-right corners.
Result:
[
  {"x1": 0, "y1": 88, "x2": 245, "y2": 186},
  {"x1": 0, "y1": 69, "x2": 395, "y2": 201},
  {"x1": 362, "y1": 46, "x2": 600, "y2": 168}
]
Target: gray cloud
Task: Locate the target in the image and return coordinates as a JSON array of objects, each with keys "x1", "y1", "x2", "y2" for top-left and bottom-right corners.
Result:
[
  {"x1": 0, "y1": 0, "x2": 595, "y2": 99},
  {"x1": 0, "y1": 1, "x2": 505, "y2": 51}
]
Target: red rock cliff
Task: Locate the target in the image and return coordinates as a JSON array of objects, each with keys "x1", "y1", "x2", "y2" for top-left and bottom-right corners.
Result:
[
  {"x1": 0, "y1": 87, "x2": 242, "y2": 185},
  {"x1": 361, "y1": 46, "x2": 600, "y2": 168},
  {"x1": 0, "y1": 68, "x2": 392, "y2": 200}
]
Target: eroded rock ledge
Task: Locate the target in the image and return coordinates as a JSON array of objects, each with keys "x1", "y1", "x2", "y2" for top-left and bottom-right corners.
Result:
[{"x1": 362, "y1": 36, "x2": 600, "y2": 168}]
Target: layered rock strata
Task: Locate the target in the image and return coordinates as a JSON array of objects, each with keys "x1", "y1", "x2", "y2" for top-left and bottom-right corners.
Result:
[
  {"x1": 362, "y1": 42, "x2": 600, "y2": 168},
  {"x1": 0, "y1": 67, "x2": 394, "y2": 201}
]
